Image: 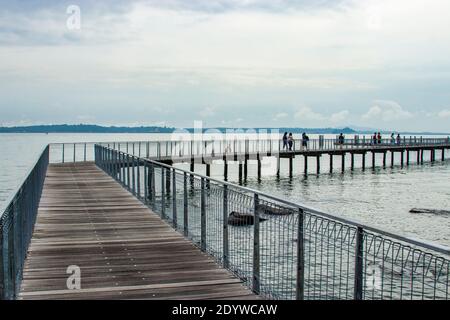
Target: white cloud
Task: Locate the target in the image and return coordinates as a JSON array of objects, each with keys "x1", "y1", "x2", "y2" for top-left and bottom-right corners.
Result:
[
  {"x1": 438, "y1": 109, "x2": 450, "y2": 118},
  {"x1": 295, "y1": 106, "x2": 325, "y2": 121},
  {"x1": 199, "y1": 106, "x2": 216, "y2": 117},
  {"x1": 330, "y1": 110, "x2": 349, "y2": 124},
  {"x1": 362, "y1": 100, "x2": 413, "y2": 122},
  {"x1": 273, "y1": 112, "x2": 288, "y2": 121}
]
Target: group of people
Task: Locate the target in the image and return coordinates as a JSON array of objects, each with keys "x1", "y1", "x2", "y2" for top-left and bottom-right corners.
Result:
[
  {"x1": 282, "y1": 132, "x2": 310, "y2": 151},
  {"x1": 282, "y1": 131, "x2": 405, "y2": 151},
  {"x1": 372, "y1": 132, "x2": 383, "y2": 144},
  {"x1": 391, "y1": 133, "x2": 402, "y2": 145},
  {"x1": 372, "y1": 132, "x2": 402, "y2": 145}
]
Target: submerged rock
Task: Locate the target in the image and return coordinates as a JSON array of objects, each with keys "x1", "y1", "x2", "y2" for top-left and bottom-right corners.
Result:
[
  {"x1": 256, "y1": 203, "x2": 294, "y2": 216},
  {"x1": 410, "y1": 208, "x2": 450, "y2": 215},
  {"x1": 228, "y1": 211, "x2": 267, "y2": 226}
]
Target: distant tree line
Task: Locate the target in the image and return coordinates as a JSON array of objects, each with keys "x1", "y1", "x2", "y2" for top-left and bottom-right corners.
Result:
[{"x1": 0, "y1": 124, "x2": 358, "y2": 134}]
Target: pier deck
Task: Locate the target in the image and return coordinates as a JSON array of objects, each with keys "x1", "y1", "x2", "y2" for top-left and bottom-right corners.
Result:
[{"x1": 18, "y1": 162, "x2": 257, "y2": 300}]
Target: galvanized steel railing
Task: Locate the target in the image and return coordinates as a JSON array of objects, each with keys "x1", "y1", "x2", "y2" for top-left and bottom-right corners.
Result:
[
  {"x1": 95, "y1": 144, "x2": 450, "y2": 300},
  {"x1": 0, "y1": 146, "x2": 49, "y2": 300},
  {"x1": 48, "y1": 136, "x2": 450, "y2": 164}
]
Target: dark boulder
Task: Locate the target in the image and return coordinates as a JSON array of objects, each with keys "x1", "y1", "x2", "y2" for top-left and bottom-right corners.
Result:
[
  {"x1": 228, "y1": 211, "x2": 267, "y2": 226},
  {"x1": 256, "y1": 203, "x2": 294, "y2": 216}
]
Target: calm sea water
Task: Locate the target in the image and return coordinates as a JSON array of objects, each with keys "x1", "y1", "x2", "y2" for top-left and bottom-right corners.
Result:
[{"x1": 1, "y1": 133, "x2": 449, "y2": 247}]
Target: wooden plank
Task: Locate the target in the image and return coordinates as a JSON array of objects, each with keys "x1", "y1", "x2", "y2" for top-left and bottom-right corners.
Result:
[{"x1": 18, "y1": 163, "x2": 258, "y2": 300}]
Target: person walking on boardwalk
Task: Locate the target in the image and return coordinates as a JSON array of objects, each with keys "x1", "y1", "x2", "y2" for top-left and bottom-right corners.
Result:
[
  {"x1": 288, "y1": 133, "x2": 294, "y2": 151},
  {"x1": 373, "y1": 132, "x2": 377, "y2": 145},
  {"x1": 338, "y1": 133, "x2": 345, "y2": 148},
  {"x1": 377, "y1": 132, "x2": 382, "y2": 145},
  {"x1": 282, "y1": 132, "x2": 288, "y2": 150},
  {"x1": 302, "y1": 132, "x2": 309, "y2": 150},
  {"x1": 396, "y1": 133, "x2": 401, "y2": 145},
  {"x1": 391, "y1": 133, "x2": 395, "y2": 144}
]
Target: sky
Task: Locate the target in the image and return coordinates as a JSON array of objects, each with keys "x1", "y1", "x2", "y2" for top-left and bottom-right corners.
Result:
[{"x1": 0, "y1": 0, "x2": 450, "y2": 131}]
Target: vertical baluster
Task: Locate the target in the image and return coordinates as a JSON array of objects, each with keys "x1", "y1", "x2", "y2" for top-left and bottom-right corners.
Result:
[
  {"x1": 201, "y1": 177, "x2": 206, "y2": 252},
  {"x1": 137, "y1": 158, "x2": 141, "y2": 198},
  {"x1": 223, "y1": 185, "x2": 229, "y2": 268},
  {"x1": 161, "y1": 167, "x2": 165, "y2": 218},
  {"x1": 143, "y1": 162, "x2": 148, "y2": 203},
  {"x1": 354, "y1": 226, "x2": 364, "y2": 300},
  {"x1": 253, "y1": 193, "x2": 260, "y2": 294},
  {"x1": 172, "y1": 169, "x2": 177, "y2": 228},
  {"x1": 296, "y1": 208, "x2": 305, "y2": 300},
  {"x1": 183, "y1": 172, "x2": 188, "y2": 237}
]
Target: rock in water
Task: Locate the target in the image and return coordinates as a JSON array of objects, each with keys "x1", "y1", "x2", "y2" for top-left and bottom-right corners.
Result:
[
  {"x1": 410, "y1": 208, "x2": 450, "y2": 215},
  {"x1": 228, "y1": 211, "x2": 267, "y2": 226},
  {"x1": 256, "y1": 203, "x2": 294, "y2": 215}
]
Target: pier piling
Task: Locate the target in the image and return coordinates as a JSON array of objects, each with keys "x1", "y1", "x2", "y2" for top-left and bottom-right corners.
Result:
[{"x1": 329, "y1": 154, "x2": 333, "y2": 173}]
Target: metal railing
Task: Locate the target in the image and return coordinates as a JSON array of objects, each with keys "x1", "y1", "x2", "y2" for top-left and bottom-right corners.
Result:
[
  {"x1": 0, "y1": 146, "x2": 49, "y2": 300},
  {"x1": 48, "y1": 136, "x2": 450, "y2": 164},
  {"x1": 95, "y1": 144, "x2": 450, "y2": 300}
]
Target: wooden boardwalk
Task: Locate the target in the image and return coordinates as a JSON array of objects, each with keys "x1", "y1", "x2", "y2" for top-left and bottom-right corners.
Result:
[{"x1": 18, "y1": 162, "x2": 257, "y2": 300}]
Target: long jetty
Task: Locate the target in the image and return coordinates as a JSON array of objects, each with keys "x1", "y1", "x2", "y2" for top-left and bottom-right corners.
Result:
[
  {"x1": 1, "y1": 137, "x2": 450, "y2": 300},
  {"x1": 90, "y1": 136, "x2": 450, "y2": 179}
]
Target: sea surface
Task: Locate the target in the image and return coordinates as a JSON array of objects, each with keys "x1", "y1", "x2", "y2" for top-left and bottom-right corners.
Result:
[{"x1": 1, "y1": 133, "x2": 449, "y2": 247}]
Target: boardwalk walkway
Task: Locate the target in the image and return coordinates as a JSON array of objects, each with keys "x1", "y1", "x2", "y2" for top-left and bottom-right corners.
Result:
[{"x1": 18, "y1": 163, "x2": 257, "y2": 300}]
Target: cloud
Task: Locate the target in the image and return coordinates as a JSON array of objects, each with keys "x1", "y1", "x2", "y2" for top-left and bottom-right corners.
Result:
[
  {"x1": 199, "y1": 106, "x2": 216, "y2": 117},
  {"x1": 294, "y1": 106, "x2": 325, "y2": 121},
  {"x1": 362, "y1": 100, "x2": 413, "y2": 122},
  {"x1": 129, "y1": 0, "x2": 347, "y2": 14},
  {"x1": 438, "y1": 109, "x2": 450, "y2": 118},
  {"x1": 330, "y1": 110, "x2": 349, "y2": 123},
  {"x1": 273, "y1": 112, "x2": 288, "y2": 121},
  {"x1": 294, "y1": 107, "x2": 350, "y2": 126}
]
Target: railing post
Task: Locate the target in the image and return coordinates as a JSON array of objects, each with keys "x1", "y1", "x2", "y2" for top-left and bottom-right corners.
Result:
[
  {"x1": 200, "y1": 177, "x2": 206, "y2": 252},
  {"x1": 126, "y1": 154, "x2": 131, "y2": 189},
  {"x1": 151, "y1": 163, "x2": 155, "y2": 204},
  {"x1": 253, "y1": 193, "x2": 260, "y2": 294},
  {"x1": 132, "y1": 157, "x2": 136, "y2": 195},
  {"x1": 172, "y1": 169, "x2": 177, "y2": 228},
  {"x1": 161, "y1": 167, "x2": 166, "y2": 218},
  {"x1": 143, "y1": 162, "x2": 148, "y2": 203},
  {"x1": 62, "y1": 143, "x2": 65, "y2": 163},
  {"x1": 354, "y1": 226, "x2": 364, "y2": 300},
  {"x1": 115, "y1": 150, "x2": 119, "y2": 180},
  {"x1": 145, "y1": 162, "x2": 151, "y2": 203},
  {"x1": 136, "y1": 158, "x2": 141, "y2": 198},
  {"x1": 223, "y1": 185, "x2": 229, "y2": 268},
  {"x1": 183, "y1": 172, "x2": 188, "y2": 237},
  {"x1": 118, "y1": 152, "x2": 123, "y2": 184},
  {"x1": 296, "y1": 208, "x2": 305, "y2": 300}
]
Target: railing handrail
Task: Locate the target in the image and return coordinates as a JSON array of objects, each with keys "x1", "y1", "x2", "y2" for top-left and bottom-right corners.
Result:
[
  {"x1": 0, "y1": 145, "x2": 49, "y2": 217},
  {"x1": 48, "y1": 136, "x2": 450, "y2": 145},
  {"x1": 99, "y1": 145, "x2": 450, "y2": 256}
]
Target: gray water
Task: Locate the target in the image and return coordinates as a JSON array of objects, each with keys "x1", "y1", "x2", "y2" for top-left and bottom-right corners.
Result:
[{"x1": 1, "y1": 133, "x2": 449, "y2": 248}]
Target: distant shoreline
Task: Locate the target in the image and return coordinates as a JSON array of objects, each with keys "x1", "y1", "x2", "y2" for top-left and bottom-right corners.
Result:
[{"x1": 0, "y1": 124, "x2": 448, "y2": 135}]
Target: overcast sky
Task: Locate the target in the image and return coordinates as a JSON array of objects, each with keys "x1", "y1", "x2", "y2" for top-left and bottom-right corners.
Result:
[{"x1": 1, "y1": 0, "x2": 450, "y2": 131}]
